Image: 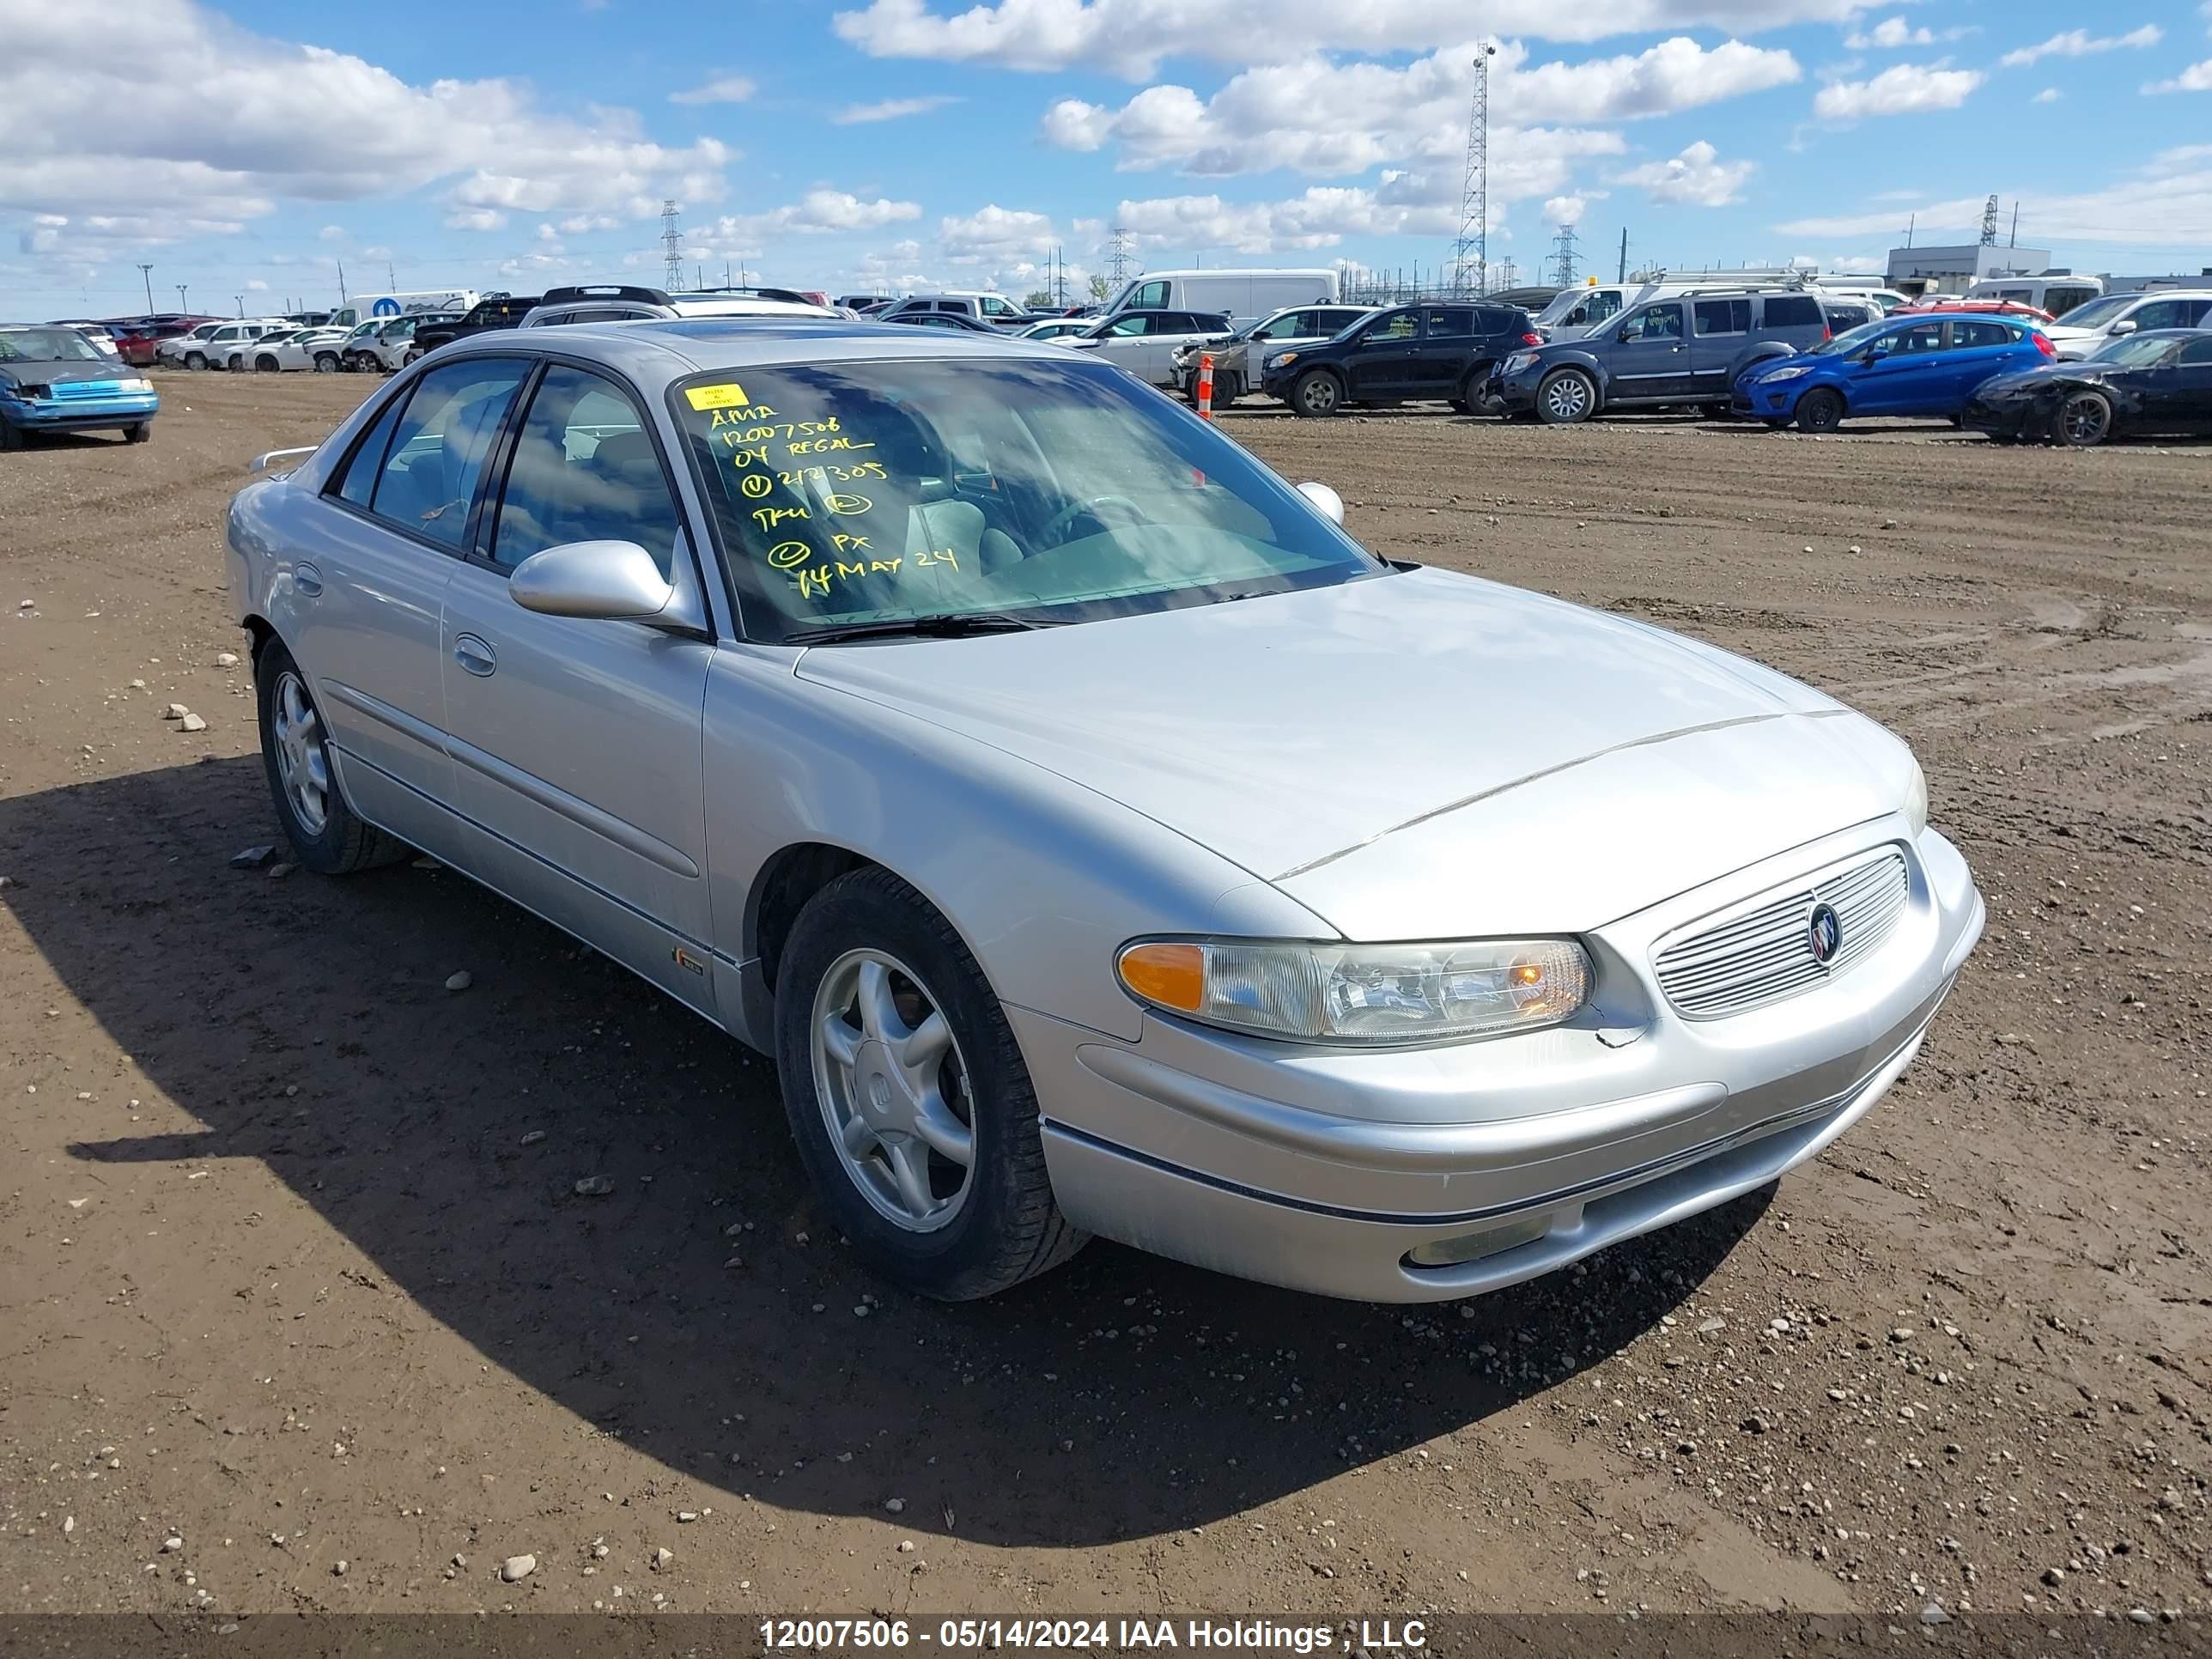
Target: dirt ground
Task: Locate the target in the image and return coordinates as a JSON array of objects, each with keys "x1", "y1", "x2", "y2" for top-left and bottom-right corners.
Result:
[{"x1": 3, "y1": 370, "x2": 2209, "y2": 1630}]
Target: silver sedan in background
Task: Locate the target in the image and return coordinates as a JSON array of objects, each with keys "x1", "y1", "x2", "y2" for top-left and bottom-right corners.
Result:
[{"x1": 227, "y1": 319, "x2": 1983, "y2": 1303}]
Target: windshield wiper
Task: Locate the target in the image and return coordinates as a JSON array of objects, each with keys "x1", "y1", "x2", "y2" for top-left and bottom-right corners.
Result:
[{"x1": 783, "y1": 611, "x2": 1062, "y2": 645}]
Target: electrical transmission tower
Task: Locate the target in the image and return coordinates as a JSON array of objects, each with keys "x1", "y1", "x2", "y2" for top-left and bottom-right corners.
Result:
[
  {"x1": 1494, "y1": 257, "x2": 1517, "y2": 292},
  {"x1": 661, "y1": 200, "x2": 684, "y2": 289},
  {"x1": 1107, "y1": 226, "x2": 1133, "y2": 286},
  {"x1": 1551, "y1": 222, "x2": 1578, "y2": 289},
  {"x1": 1450, "y1": 45, "x2": 1497, "y2": 295},
  {"x1": 1978, "y1": 193, "x2": 2000, "y2": 247}
]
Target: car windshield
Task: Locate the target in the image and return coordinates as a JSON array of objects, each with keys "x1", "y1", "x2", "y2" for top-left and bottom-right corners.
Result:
[
  {"x1": 2056, "y1": 295, "x2": 2133, "y2": 331},
  {"x1": 675, "y1": 356, "x2": 1382, "y2": 643},
  {"x1": 1809, "y1": 319, "x2": 1894, "y2": 357},
  {"x1": 0, "y1": 328, "x2": 106, "y2": 363},
  {"x1": 2090, "y1": 332, "x2": 2184, "y2": 368}
]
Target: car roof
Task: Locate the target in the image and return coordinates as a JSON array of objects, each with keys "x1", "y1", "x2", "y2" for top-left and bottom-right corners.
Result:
[{"x1": 435, "y1": 317, "x2": 1073, "y2": 381}]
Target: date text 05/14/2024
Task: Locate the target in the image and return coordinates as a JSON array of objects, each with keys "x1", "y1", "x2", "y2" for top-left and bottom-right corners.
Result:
[{"x1": 757, "y1": 1619, "x2": 1427, "y2": 1652}]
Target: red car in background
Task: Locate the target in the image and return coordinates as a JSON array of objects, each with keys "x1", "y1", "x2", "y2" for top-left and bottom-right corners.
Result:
[
  {"x1": 1893, "y1": 298, "x2": 2057, "y2": 327},
  {"x1": 107, "y1": 318, "x2": 219, "y2": 367}
]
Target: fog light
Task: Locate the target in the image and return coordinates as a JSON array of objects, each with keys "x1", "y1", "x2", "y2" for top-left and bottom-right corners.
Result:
[{"x1": 1404, "y1": 1213, "x2": 1552, "y2": 1268}]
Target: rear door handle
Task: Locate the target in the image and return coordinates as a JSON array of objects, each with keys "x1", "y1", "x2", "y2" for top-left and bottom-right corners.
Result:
[
  {"x1": 294, "y1": 562, "x2": 323, "y2": 599},
  {"x1": 453, "y1": 634, "x2": 497, "y2": 678}
]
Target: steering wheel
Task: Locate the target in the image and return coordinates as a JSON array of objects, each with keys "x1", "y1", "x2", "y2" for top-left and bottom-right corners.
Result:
[{"x1": 1038, "y1": 494, "x2": 1143, "y2": 547}]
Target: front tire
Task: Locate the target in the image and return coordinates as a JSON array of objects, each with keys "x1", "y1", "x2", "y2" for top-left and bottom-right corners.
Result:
[
  {"x1": 255, "y1": 640, "x2": 404, "y2": 876},
  {"x1": 183, "y1": 350, "x2": 207, "y2": 370},
  {"x1": 125, "y1": 422, "x2": 151, "y2": 445},
  {"x1": 1536, "y1": 368, "x2": 1595, "y2": 424},
  {"x1": 0, "y1": 420, "x2": 23, "y2": 453},
  {"x1": 774, "y1": 868, "x2": 1085, "y2": 1300},
  {"x1": 1795, "y1": 388, "x2": 1845, "y2": 434},
  {"x1": 2057, "y1": 389, "x2": 2112, "y2": 448},
  {"x1": 255, "y1": 354, "x2": 280, "y2": 373},
  {"x1": 1291, "y1": 368, "x2": 1343, "y2": 417},
  {"x1": 313, "y1": 352, "x2": 340, "y2": 374}
]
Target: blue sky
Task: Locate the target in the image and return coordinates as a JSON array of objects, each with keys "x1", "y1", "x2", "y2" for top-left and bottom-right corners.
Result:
[{"x1": 4, "y1": 0, "x2": 2209, "y2": 318}]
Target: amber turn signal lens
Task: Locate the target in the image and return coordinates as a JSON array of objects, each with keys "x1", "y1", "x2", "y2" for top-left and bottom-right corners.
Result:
[{"x1": 1117, "y1": 942, "x2": 1206, "y2": 1012}]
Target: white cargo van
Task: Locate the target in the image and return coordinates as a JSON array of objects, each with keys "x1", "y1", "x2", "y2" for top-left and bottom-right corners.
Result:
[
  {"x1": 1102, "y1": 269, "x2": 1337, "y2": 326},
  {"x1": 1962, "y1": 275, "x2": 2103, "y2": 318},
  {"x1": 329, "y1": 289, "x2": 479, "y2": 330}
]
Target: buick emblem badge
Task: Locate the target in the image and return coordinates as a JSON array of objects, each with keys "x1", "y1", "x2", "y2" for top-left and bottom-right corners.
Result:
[{"x1": 1808, "y1": 902, "x2": 1844, "y2": 966}]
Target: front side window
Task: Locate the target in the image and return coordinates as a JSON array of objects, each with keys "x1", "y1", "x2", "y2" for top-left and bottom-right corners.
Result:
[
  {"x1": 1363, "y1": 313, "x2": 1418, "y2": 344},
  {"x1": 1131, "y1": 280, "x2": 1170, "y2": 310},
  {"x1": 675, "y1": 357, "x2": 1382, "y2": 641},
  {"x1": 354, "y1": 359, "x2": 528, "y2": 549},
  {"x1": 1619, "y1": 304, "x2": 1684, "y2": 342},
  {"x1": 1892, "y1": 322, "x2": 1947, "y2": 354},
  {"x1": 491, "y1": 367, "x2": 683, "y2": 577},
  {"x1": 979, "y1": 295, "x2": 1018, "y2": 316},
  {"x1": 1105, "y1": 315, "x2": 1153, "y2": 337}
]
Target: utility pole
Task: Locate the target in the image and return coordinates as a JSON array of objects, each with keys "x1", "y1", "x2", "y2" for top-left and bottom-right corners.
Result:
[
  {"x1": 661, "y1": 199, "x2": 684, "y2": 291},
  {"x1": 1551, "y1": 222, "x2": 1579, "y2": 289},
  {"x1": 176, "y1": 283, "x2": 189, "y2": 313},
  {"x1": 234, "y1": 295, "x2": 244, "y2": 318},
  {"x1": 137, "y1": 264, "x2": 155, "y2": 315},
  {"x1": 2008, "y1": 202, "x2": 2019, "y2": 248},
  {"x1": 1905, "y1": 214, "x2": 1914, "y2": 248},
  {"x1": 1617, "y1": 228, "x2": 1628, "y2": 283},
  {"x1": 1451, "y1": 44, "x2": 1496, "y2": 295},
  {"x1": 336, "y1": 258, "x2": 348, "y2": 305},
  {"x1": 386, "y1": 259, "x2": 397, "y2": 289}
]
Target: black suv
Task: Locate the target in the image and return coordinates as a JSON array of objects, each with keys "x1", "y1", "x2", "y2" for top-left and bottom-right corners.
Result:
[
  {"x1": 409, "y1": 295, "x2": 542, "y2": 359},
  {"x1": 1258, "y1": 302, "x2": 1538, "y2": 417}
]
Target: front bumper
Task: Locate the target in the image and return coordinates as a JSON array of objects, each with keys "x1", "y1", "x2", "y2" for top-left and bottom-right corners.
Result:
[
  {"x1": 1488, "y1": 364, "x2": 1547, "y2": 414},
  {"x1": 1023, "y1": 823, "x2": 1982, "y2": 1302},
  {"x1": 1733, "y1": 375, "x2": 1807, "y2": 421},
  {"x1": 1961, "y1": 398, "x2": 2042, "y2": 440},
  {"x1": 2, "y1": 392, "x2": 159, "y2": 431}
]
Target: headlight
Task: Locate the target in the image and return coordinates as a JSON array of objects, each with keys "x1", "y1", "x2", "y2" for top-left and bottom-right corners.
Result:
[
  {"x1": 1902, "y1": 757, "x2": 1928, "y2": 836},
  {"x1": 1266, "y1": 351, "x2": 1298, "y2": 371},
  {"x1": 1759, "y1": 364, "x2": 1812, "y2": 381},
  {"x1": 2, "y1": 381, "x2": 42, "y2": 401},
  {"x1": 112, "y1": 377, "x2": 151, "y2": 393},
  {"x1": 1503, "y1": 351, "x2": 1539, "y2": 374},
  {"x1": 1116, "y1": 936, "x2": 1592, "y2": 1046}
]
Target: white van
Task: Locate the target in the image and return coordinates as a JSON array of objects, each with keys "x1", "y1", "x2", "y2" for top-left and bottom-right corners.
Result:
[
  {"x1": 1102, "y1": 269, "x2": 1338, "y2": 326},
  {"x1": 1963, "y1": 275, "x2": 2103, "y2": 319},
  {"x1": 1532, "y1": 281, "x2": 1685, "y2": 341},
  {"x1": 329, "y1": 289, "x2": 479, "y2": 330}
]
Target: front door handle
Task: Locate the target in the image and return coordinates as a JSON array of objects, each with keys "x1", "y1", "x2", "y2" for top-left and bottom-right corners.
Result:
[
  {"x1": 294, "y1": 562, "x2": 323, "y2": 599},
  {"x1": 453, "y1": 634, "x2": 497, "y2": 678}
]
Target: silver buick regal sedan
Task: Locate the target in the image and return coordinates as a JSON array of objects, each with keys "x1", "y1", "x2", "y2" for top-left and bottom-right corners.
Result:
[{"x1": 227, "y1": 319, "x2": 1984, "y2": 1304}]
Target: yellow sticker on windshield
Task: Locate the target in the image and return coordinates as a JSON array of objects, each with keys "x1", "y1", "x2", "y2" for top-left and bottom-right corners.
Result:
[{"x1": 685, "y1": 382, "x2": 750, "y2": 410}]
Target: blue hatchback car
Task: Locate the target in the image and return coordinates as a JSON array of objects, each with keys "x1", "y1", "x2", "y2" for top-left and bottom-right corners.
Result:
[
  {"x1": 1733, "y1": 313, "x2": 2053, "y2": 433},
  {"x1": 0, "y1": 324, "x2": 161, "y2": 450}
]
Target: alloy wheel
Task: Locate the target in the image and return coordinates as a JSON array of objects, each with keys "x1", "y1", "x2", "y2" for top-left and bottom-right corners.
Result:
[
  {"x1": 2060, "y1": 393, "x2": 2109, "y2": 447},
  {"x1": 1543, "y1": 374, "x2": 1590, "y2": 422},
  {"x1": 270, "y1": 670, "x2": 331, "y2": 837},
  {"x1": 810, "y1": 948, "x2": 976, "y2": 1233}
]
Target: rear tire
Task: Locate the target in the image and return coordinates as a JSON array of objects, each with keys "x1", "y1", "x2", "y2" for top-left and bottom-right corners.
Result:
[
  {"x1": 1795, "y1": 388, "x2": 1845, "y2": 434},
  {"x1": 1291, "y1": 368, "x2": 1343, "y2": 418},
  {"x1": 1536, "y1": 368, "x2": 1595, "y2": 424},
  {"x1": 774, "y1": 867, "x2": 1085, "y2": 1300},
  {"x1": 254, "y1": 639, "x2": 406, "y2": 876},
  {"x1": 2056, "y1": 389, "x2": 2112, "y2": 448},
  {"x1": 125, "y1": 422, "x2": 151, "y2": 445},
  {"x1": 255, "y1": 355, "x2": 280, "y2": 373}
]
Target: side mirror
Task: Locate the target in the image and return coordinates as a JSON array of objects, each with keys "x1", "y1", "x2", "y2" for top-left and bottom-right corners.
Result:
[
  {"x1": 1296, "y1": 481, "x2": 1346, "y2": 526},
  {"x1": 510, "y1": 539, "x2": 701, "y2": 633},
  {"x1": 2109, "y1": 319, "x2": 2137, "y2": 337},
  {"x1": 1863, "y1": 345, "x2": 1893, "y2": 363}
]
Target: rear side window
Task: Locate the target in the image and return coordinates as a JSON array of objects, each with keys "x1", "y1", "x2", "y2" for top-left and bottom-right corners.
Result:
[
  {"x1": 1422, "y1": 307, "x2": 1474, "y2": 337},
  {"x1": 355, "y1": 360, "x2": 529, "y2": 549},
  {"x1": 1954, "y1": 320, "x2": 2016, "y2": 349},
  {"x1": 1694, "y1": 299, "x2": 1749, "y2": 336},
  {"x1": 334, "y1": 392, "x2": 410, "y2": 510},
  {"x1": 1763, "y1": 295, "x2": 1823, "y2": 329}
]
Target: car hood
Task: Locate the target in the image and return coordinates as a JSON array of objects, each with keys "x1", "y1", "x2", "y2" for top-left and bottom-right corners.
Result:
[
  {"x1": 796, "y1": 567, "x2": 1899, "y2": 935},
  {"x1": 0, "y1": 356, "x2": 133, "y2": 386}
]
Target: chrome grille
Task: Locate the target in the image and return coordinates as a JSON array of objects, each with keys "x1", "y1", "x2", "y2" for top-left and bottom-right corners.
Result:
[{"x1": 1654, "y1": 849, "x2": 1909, "y2": 1020}]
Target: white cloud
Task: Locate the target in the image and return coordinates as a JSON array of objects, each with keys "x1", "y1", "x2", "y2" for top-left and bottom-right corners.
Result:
[
  {"x1": 704, "y1": 190, "x2": 923, "y2": 247},
  {"x1": 0, "y1": 0, "x2": 732, "y2": 233},
  {"x1": 833, "y1": 0, "x2": 1866, "y2": 78},
  {"x1": 832, "y1": 94, "x2": 962, "y2": 124},
  {"x1": 2033, "y1": 86, "x2": 2062, "y2": 103},
  {"x1": 1542, "y1": 194, "x2": 1589, "y2": 224},
  {"x1": 318, "y1": 224, "x2": 346, "y2": 242},
  {"x1": 1846, "y1": 18, "x2": 1930, "y2": 48},
  {"x1": 1041, "y1": 38, "x2": 1797, "y2": 178},
  {"x1": 444, "y1": 207, "x2": 508, "y2": 232},
  {"x1": 668, "y1": 75, "x2": 757, "y2": 106},
  {"x1": 1776, "y1": 144, "x2": 2212, "y2": 244},
  {"x1": 1813, "y1": 63, "x2": 1983, "y2": 120},
  {"x1": 939, "y1": 204, "x2": 1058, "y2": 258},
  {"x1": 555, "y1": 213, "x2": 622, "y2": 234},
  {"x1": 1999, "y1": 26, "x2": 2162, "y2": 69},
  {"x1": 1610, "y1": 138, "x2": 1753, "y2": 204},
  {"x1": 2146, "y1": 59, "x2": 2212, "y2": 92},
  {"x1": 245, "y1": 277, "x2": 268, "y2": 290}
]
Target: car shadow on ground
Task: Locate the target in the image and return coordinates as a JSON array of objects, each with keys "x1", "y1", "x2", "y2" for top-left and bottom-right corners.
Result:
[{"x1": 8, "y1": 757, "x2": 1768, "y2": 1548}]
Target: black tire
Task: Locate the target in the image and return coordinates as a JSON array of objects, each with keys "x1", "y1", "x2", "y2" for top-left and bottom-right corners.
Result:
[
  {"x1": 1290, "y1": 368, "x2": 1343, "y2": 417},
  {"x1": 1215, "y1": 371, "x2": 1243, "y2": 405},
  {"x1": 1449, "y1": 367, "x2": 1486, "y2": 415},
  {"x1": 774, "y1": 867, "x2": 1086, "y2": 1301},
  {"x1": 0, "y1": 419, "x2": 24, "y2": 453},
  {"x1": 2056, "y1": 389, "x2": 2112, "y2": 448},
  {"x1": 313, "y1": 353, "x2": 341, "y2": 374},
  {"x1": 1699, "y1": 403, "x2": 1731, "y2": 421},
  {"x1": 254, "y1": 638, "x2": 406, "y2": 876},
  {"x1": 255, "y1": 355, "x2": 280, "y2": 373},
  {"x1": 125, "y1": 422, "x2": 151, "y2": 445},
  {"x1": 1536, "y1": 368, "x2": 1595, "y2": 424},
  {"x1": 1795, "y1": 388, "x2": 1845, "y2": 434},
  {"x1": 183, "y1": 350, "x2": 207, "y2": 370}
]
